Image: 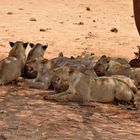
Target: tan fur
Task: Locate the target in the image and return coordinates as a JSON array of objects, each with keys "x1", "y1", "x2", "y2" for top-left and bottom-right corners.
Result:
[
  {"x1": 94, "y1": 55, "x2": 130, "y2": 76},
  {"x1": 18, "y1": 62, "x2": 77, "y2": 91},
  {"x1": 111, "y1": 75, "x2": 137, "y2": 93},
  {"x1": 129, "y1": 68, "x2": 140, "y2": 86},
  {"x1": 44, "y1": 71, "x2": 136, "y2": 103},
  {"x1": 18, "y1": 58, "x2": 97, "y2": 92},
  {"x1": 0, "y1": 41, "x2": 28, "y2": 85},
  {"x1": 25, "y1": 43, "x2": 48, "y2": 79},
  {"x1": 94, "y1": 55, "x2": 140, "y2": 87},
  {"x1": 26, "y1": 51, "x2": 97, "y2": 79},
  {"x1": 112, "y1": 57, "x2": 129, "y2": 65},
  {"x1": 19, "y1": 52, "x2": 98, "y2": 91},
  {"x1": 18, "y1": 58, "x2": 55, "y2": 89}
]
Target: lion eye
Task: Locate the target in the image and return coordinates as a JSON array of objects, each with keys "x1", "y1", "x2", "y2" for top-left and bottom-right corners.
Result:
[
  {"x1": 29, "y1": 66, "x2": 33, "y2": 71},
  {"x1": 98, "y1": 63, "x2": 103, "y2": 66},
  {"x1": 69, "y1": 70, "x2": 73, "y2": 74},
  {"x1": 57, "y1": 77, "x2": 60, "y2": 81}
]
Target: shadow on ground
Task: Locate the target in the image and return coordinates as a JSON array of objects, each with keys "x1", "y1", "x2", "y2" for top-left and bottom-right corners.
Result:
[{"x1": 0, "y1": 85, "x2": 140, "y2": 140}]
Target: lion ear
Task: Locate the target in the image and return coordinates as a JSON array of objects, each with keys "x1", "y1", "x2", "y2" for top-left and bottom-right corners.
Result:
[
  {"x1": 59, "y1": 52, "x2": 63, "y2": 57},
  {"x1": 101, "y1": 55, "x2": 107, "y2": 59},
  {"x1": 68, "y1": 67, "x2": 75, "y2": 74},
  {"x1": 9, "y1": 41, "x2": 14, "y2": 47},
  {"x1": 30, "y1": 43, "x2": 34, "y2": 48},
  {"x1": 23, "y1": 42, "x2": 28, "y2": 49},
  {"x1": 42, "y1": 45, "x2": 48, "y2": 50},
  {"x1": 41, "y1": 59, "x2": 48, "y2": 64},
  {"x1": 106, "y1": 57, "x2": 111, "y2": 63}
]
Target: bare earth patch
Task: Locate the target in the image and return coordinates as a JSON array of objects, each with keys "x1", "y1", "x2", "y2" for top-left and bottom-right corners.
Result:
[
  {"x1": 0, "y1": 86, "x2": 140, "y2": 140},
  {"x1": 0, "y1": 0, "x2": 140, "y2": 139}
]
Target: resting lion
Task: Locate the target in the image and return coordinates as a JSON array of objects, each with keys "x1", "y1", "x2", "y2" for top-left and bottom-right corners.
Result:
[
  {"x1": 24, "y1": 43, "x2": 48, "y2": 79},
  {"x1": 94, "y1": 55, "x2": 140, "y2": 87},
  {"x1": 44, "y1": 71, "x2": 137, "y2": 103},
  {"x1": 0, "y1": 41, "x2": 28, "y2": 85}
]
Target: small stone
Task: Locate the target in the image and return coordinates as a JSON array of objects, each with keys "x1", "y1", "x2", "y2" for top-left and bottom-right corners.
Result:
[
  {"x1": 59, "y1": 22, "x2": 64, "y2": 24},
  {"x1": 78, "y1": 22, "x2": 84, "y2": 25},
  {"x1": 40, "y1": 28, "x2": 46, "y2": 32},
  {"x1": 0, "y1": 110, "x2": 6, "y2": 114},
  {"x1": 46, "y1": 28, "x2": 51, "y2": 30},
  {"x1": 0, "y1": 135, "x2": 7, "y2": 140},
  {"x1": 29, "y1": 17, "x2": 37, "y2": 21},
  {"x1": 86, "y1": 7, "x2": 90, "y2": 11},
  {"x1": 7, "y1": 12, "x2": 14, "y2": 15},
  {"x1": 90, "y1": 53, "x2": 94, "y2": 55},
  {"x1": 110, "y1": 27, "x2": 118, "y2": 33},
  {"x1": 75, "y1": 38, "x2": 80, "y2": 40},
  {"x1": 73, "y1": 22, "x2": 84, "y2": 25},
  {"x1": 18, "y1": 8, "x2": 24, "y2": 10}
]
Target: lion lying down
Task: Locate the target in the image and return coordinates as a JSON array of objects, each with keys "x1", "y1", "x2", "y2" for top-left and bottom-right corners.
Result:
[{"x1": 44, "y1": 71, "x2": 137, "y2": 103}]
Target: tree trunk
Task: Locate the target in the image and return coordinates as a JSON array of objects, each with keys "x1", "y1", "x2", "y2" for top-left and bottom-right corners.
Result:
[{"x1": 133, "y1": 0, "x2": 140, "y2": 35}]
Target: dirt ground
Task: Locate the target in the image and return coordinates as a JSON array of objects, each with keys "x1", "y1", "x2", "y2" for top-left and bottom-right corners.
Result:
[{"x1": 0, "y1": 0, "x2": 140, "y2": 139}]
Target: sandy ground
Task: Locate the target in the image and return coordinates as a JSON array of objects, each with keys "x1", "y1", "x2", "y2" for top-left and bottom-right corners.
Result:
[{"x1": 0, "y1": 0, "x2": 140, "y2": 139}]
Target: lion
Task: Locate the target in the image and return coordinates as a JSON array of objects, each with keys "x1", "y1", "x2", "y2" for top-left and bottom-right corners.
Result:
[
  {"x1": 24, "y1": 43, "x2": 48, "y2": 79},
  {"x1": 0, "y1": 41, "x2": 28, "y2": 85},
  {"x1": 94, "y1": 55, "x2": 130, "y2": 76},
  {"x1": 93, "y1": 55, "x2": 140, "y2": 87},
  {"x1": 18, "y1": 55, "x2": 97, "y2": 92},
  {"x1": 17, "y1": 59, "x2": 78, "y2": 91},
  {"x1": 18, "y1": 58, "x2": 55, "y2": 89},
  {"x1": 44, "y1": 70, "x2": 137, "y2": 104}
]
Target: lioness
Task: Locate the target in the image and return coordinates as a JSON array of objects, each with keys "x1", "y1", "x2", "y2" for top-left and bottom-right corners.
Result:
[
  {"x1": 93, "y1": 55, "x2": 140, "y2": 87},
  {"x1": 0, "y1": 41, "x2": 28, "y2": 85},
  {"x1": 18, "y1": 58, "x2": 84, "y2": 91},
  {"x1": 24, "y1": 43, "x2": 48, "y2": 79},
  {"x1": 44, "y1": 71, "x2": 136, "y2": 103},
  {"x1": 18, "y1": 58, "x2": 55, "y2": 89},
  {"x1": 94, "y1": 55, "x2": 130, "y2": 76},
  {"x1": 18, "y1": 56, "x2": 97, "y2": 92}
]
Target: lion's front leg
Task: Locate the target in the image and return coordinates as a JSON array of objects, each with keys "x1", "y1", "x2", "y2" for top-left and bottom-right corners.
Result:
[
  {"x1": 17, "y1": 79, "x2": 47, "y2": 89},
  {"x1": 43, "y1": 91, "x2": 79, "y2": 102}
]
